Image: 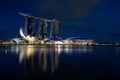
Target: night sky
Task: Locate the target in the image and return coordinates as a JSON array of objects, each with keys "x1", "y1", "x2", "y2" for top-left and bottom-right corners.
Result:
[{"x1": 0, "y1": 0, "x2": 120, "y2": 43}]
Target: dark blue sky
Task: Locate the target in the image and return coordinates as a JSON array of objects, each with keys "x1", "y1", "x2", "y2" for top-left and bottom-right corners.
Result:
[{"x1": 0, "y1": 0, "x2": 120, "y2": 43}]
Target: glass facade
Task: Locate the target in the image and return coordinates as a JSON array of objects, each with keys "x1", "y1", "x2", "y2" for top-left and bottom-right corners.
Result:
[{"x1": 27, "y1": 17, "x2": 35, "y2": 36}]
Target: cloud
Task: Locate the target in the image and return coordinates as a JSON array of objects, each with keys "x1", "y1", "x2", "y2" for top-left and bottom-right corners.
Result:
[{"x1": 36, "y1": 0, "x2": 101, "y2": 20}]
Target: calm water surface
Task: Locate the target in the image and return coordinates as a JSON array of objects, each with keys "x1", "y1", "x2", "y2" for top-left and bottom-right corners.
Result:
[{"x1": 0, "y1": 45, "x2": 120, "y2": 80}]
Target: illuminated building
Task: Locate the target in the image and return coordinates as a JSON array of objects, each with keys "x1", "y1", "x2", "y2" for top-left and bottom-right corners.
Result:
[
  {"x1": 17, "y1": 12, "x2": 94, "y2": 44},
  {"x1": 26, "y1": 17, "x2": 35, "y2": 36},
  {"x1": 19, "y1": 12, "x2": 61, "y2": 43},
  {"x1": 12, "y1": 38, "x2": 24, "y2": 44},
  {"x1": 38, "y1": 20, "x2": 47, "y2": 39},
  {"x1": 20, "y1": 27, "x2": 36, "y2": 42},
  {"x1": 65, "y1": 37, "x2": 94, "y2": 45},
  {"x1": 50, "y1": 21, "x2": 59, "y2": 38}
]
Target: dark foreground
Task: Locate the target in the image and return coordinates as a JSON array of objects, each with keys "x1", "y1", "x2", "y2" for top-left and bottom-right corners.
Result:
[{"x1": 0, "y1": 45, "x2": 120, "y2": 80}]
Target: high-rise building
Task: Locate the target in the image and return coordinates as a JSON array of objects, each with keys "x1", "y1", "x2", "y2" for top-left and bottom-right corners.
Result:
[
  {"x1": 27, "y1": 17, "x2": 35, "y2": 36},
  {"x1": 50, "y1": 21, "x2": 59, "y2": 38},
  {"x1": 38, "y1": 20, "x2": 47, "y2": 39}
]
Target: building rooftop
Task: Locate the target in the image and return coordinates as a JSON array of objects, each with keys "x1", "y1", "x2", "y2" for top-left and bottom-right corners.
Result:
[
  {"x1": 48, "y1": 37, "x2": 62, "y2": 41},
  {"x1": 66, "y1": 37, "x2": 92, "y2": 40}
]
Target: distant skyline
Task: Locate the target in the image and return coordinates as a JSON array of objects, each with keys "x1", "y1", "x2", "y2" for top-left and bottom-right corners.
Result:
[{"x1": 0, "y1": 0, "x2": 120, "y2": 43}]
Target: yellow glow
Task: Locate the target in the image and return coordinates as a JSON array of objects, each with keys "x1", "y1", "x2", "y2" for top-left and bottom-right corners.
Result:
[
  {"x1": 3, "y1": 44, "x2": 93, "y2": 73},
  {"x1": 54, "y1": 41, "x2": 63, "y2": 44},
  {"x1": 19, "y1": 27, "x2": 36, "y2": 42}
]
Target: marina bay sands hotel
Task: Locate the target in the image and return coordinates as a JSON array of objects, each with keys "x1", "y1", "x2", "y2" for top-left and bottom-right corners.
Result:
[
  {"x1": 19, "y1": 12, "x2": 59, "y2": 40},
  {"x1": 11, "y1": 13, "x2": 94, "y2": 45}
]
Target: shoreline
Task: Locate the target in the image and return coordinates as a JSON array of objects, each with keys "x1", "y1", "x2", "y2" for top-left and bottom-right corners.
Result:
[{"x1": 0, "y1": 43, "x2": 119, "y2": 46}]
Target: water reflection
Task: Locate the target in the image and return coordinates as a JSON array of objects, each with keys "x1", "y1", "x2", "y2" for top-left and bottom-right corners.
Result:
[
  {"x1": 4, "y1": 45, "x2": 20, "y2": 54},
  {"x1": 38, "y1": 45, "x2": 48, "y2": 72},
  {"x1": 116, "y1": 46, "x2": 120, "y2": 55},
  {"x1": 2, "y1": 45, "x2": 93, "y2": 73}
]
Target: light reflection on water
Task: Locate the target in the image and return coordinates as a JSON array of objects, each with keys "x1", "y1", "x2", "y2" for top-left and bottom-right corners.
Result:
[
  {"x1": 116, "y1": 46, "x2": 120, "y2": 55},
  {"x1": 0, "y1": 45, "x2": 120, "y2": 79},
  {"x1": 4, "y1": 45, "x2": 93, "y2": 55},
  {"x1": 2, "y1": 45, "x2": 93, "y2": 73}
]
